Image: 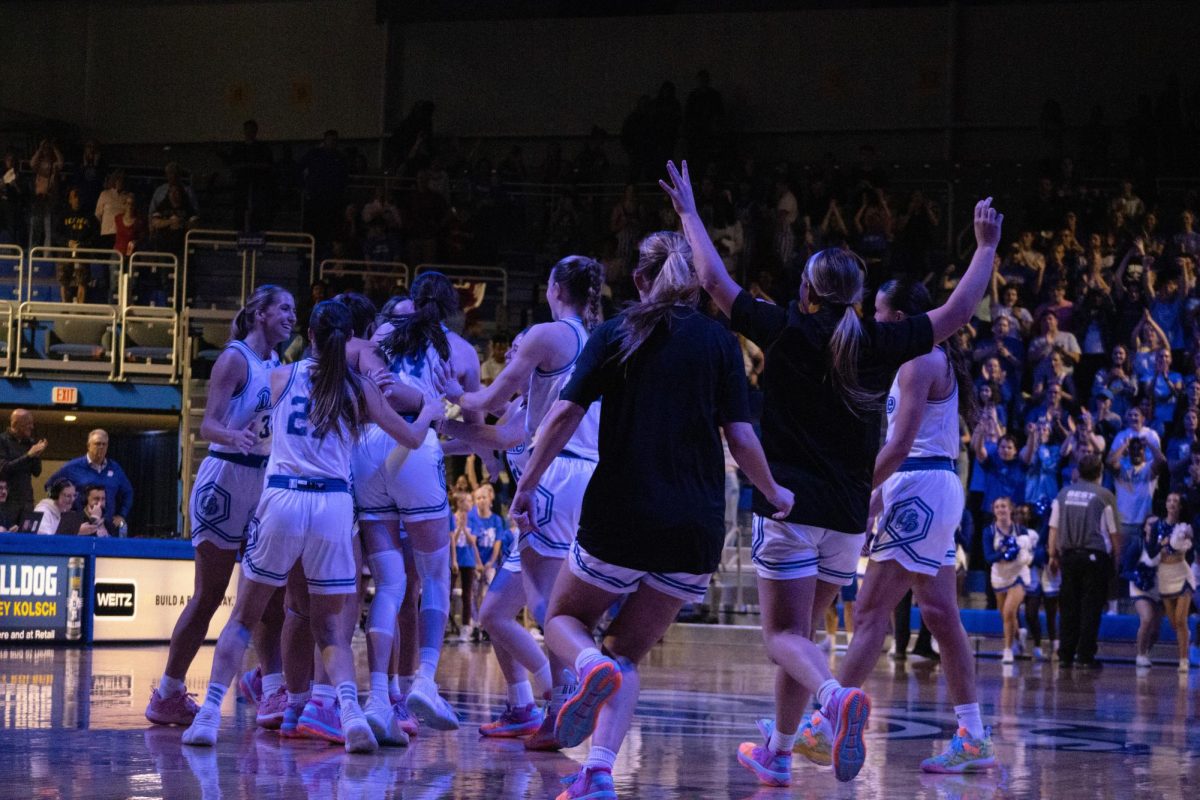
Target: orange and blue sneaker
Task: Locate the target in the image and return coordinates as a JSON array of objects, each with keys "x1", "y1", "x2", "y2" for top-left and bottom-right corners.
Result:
[
  {"x1": 755, "y1": 714, "x2": 833, "y2": 766},
  {"x1": 556, "y1": 766, "x2": 617, "y2": 800},
  {"x1": 825, "y1": 687, "x2": 870, "y2": 782},
  {"x1": 556, "y1": 660, "x2": 622, "y2": 748},
  {"x1": 481, "y1": 702, "x2": 544, "y2": 738},
  {"x1": 393, "y1": 700, "x2": 419, "y2": 739},
  {"x1": 920, "y1": 727, "x2": 996, "y2": 773},
  {"x1": 238, "y1": 667, "x2": 263, "y2": 705},
  {"x1": 297, "y1": 697, "x2": 344, "y2": 744},
  {"x1": 737, "y1": 740, "x2": 792, "y2": 787},
  {"x1": 280, "y1": 700, "x2": 306, "y2": 739}
]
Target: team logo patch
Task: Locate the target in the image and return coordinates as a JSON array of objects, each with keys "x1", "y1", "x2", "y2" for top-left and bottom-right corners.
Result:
[
  {"x1": 254, "y1": 387, "x2": 272, "y2": 412},
  {"x1": 881, "y1": 496, "x2": 933, "y2": 546},
  {"x1": 886, "y1": 395, "x2": 896, "y2": 414},
  {"x1": 196, "y1": 482, "x2": 231, "y2": 525},
  {"x1": 533, "y1": 485, "x2": 555, "y2": 529}
]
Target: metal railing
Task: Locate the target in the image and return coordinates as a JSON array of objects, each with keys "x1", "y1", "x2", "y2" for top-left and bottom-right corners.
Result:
[
  {"x1": 0, "y1": 299, "x2": 12, "y2": 376},
  {"x1": 317, "y1": 259, "x2": 410, "y2": 297},
  {"x1": 24, "y1": 246, "x2": 121, "y2": 305},
  {"x1": 14, "y1": 301, "x2": 118, "y2": 378},
  {"x1": 0, "y1": 244, "x2": 20, "y2": 302},
  {"x1": 117, "y1": 252, "x2": 180, "y2": 382},
  {"x1": 183, "y1": 229, "x2": 314, "y2": 309}
]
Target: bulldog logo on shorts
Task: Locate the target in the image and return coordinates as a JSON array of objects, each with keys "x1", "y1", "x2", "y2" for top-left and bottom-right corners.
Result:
[
  {"x1": 196, "y1": 482, "x2": 231, "y2": 526},
  {"x1": 880, "y1": 497, "x2": 933, "y2": 546}
]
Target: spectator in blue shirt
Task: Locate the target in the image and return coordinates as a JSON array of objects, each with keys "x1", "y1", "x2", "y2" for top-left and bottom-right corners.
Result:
[
  {"x1": 971, "y1": 424, "x2": 1025, "y2": 516},
  {"x1": 45, "y1": 429, "x2": 132, "y2": 531}
]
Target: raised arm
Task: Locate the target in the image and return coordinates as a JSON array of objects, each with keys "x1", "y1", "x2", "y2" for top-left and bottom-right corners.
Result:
[
  {"x1": 927, "y1": 198, "x2": 1003, "y2": 344},
  {"x1": 450, "y1": 324, "x2": 549, "y2": 415},
  {"x1": 660, "y1": 160, "x2": 741, "y2": 316}
]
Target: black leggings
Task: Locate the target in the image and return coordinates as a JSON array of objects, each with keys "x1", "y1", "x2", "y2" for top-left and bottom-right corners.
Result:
[
  {"x1": 1024, "y1": 592, "x2": 1059, "y2": 645},
  {"x1": 458, "y1": 567, "x2": 477, "y2": 626}
]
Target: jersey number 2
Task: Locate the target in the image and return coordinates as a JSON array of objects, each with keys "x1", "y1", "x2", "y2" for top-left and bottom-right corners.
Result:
[{"x1": 286, "y1": 397, "x2": 312, "y2": 437}]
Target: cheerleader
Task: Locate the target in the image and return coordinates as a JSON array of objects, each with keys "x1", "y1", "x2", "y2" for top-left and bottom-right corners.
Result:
[
  {"x1": 984, "y1": 497, "x2": 1038, "y2": 663},
  {"x1": 1137, "y1": 494, "x2": 1195, "y2": 671},
  {"x1": 181, "y1": 301, "x2": 441, "y2": 751}
]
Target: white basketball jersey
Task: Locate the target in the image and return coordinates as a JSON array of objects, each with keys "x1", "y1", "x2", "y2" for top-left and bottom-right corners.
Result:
[
  {"x1": 388, "y1": 329, "x2": 449, "y2": 400},
  {"x1": 210, "y1": 339, "x2": 280, "y2": 458},
  {"x1": 884, "y1": 347, "x2": 959, "y2": 459},
  {"x1": 526, "y1": 318, "x2": 600, "y2": 461},
  {"x1": 266, "y1": 359, "x2": 352, "y2": 478}
]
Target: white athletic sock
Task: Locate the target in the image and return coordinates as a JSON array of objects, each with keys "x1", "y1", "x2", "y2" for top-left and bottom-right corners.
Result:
[
  {"x1": 583, "y1": 745, "x2": 618, "y2": 772},
  {"x1": 574, "y1": 647, "x2": 607, "y2": 676},
  {"x1": 389, "y1": 675, "x2": 402, "y2": 698},
  {"x1": 769, "y1": 726, "x2": 798, "y2": 753},
  {"x1": 261, "y1": 672, "x2": 284, "y2": 699},
  {"x1": 532, "y1": 664, "x2": 553, "y2": 700},
  {"x1": 312, "y1": 683, "x2": 336, "y2": 704},
  {"x1": 954, "y1": 702, "x2": 985, "y2": 740},
  {"x1": 816, "y1": 679, "x2": 842, "y2": 711},
  {"x1": 159, "y1": 675, "x2": 186, "y2": 698},
  {"x1": 369, "y1": 672, "x2": 390, "y2": 707},
  {"x1": 337, "y1": 682, "x2": 361, "y2": 719},
  {"x1": 287, "y1": 690, "x2": 310, "y2": 706},
  {"x1": 508, "y1": 680, "x2": 534, "y2": 707},
  {"x1": 202, "y1": 682, "x2": 228, "y2": 713},
  {"x1": 417, "y1": 648, "x2": 440, "y2": 681}
]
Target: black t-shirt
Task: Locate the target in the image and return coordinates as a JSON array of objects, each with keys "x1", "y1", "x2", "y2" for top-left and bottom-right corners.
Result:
[
  {"x1": 561, "y1": 307, "x2": 751, "y2": 574},
  {"x1": 731, "y1": 290, "x2": 934, "y2": 533}
]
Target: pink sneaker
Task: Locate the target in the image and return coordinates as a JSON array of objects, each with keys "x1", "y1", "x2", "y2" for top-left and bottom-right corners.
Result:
[
  {"x1": 145, "y1": 688, "x2": 200, "y2": 726},
  {"x1": 238, "y1": 667, "x2": 263, "y2": 705},
  {"x1": 297, "y1": 698, "x2": 344, "y2": 744},
  {"x1": 256, "y1": 688, "x2": 288, "y2": 729},
  {"x1": 480, "y1": 703, "x2": 543, "y2": 738},
  {"x1": 393, "y1": 700, "x2": 419, "y2": 738},
  {"x1": 556, "y1": 766, "x2": 616, "y2": 800}
]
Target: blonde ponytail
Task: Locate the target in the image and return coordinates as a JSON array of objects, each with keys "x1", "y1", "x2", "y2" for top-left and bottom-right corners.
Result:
[
  {"x1": 804, "y1": 249, "x2": 881, "y2": 415},
  {"x1": 616, "y1": 232, "x2": 698, "y2": 363}
]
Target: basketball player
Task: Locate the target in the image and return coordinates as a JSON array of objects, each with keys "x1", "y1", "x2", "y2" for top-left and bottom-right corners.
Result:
[
  {"x1": 509, "y1": 231, "x2": 793, "y2": 799},
  {"x1": 661, "y1": 160, "x2": 1002, "y2": 783},
  {"x1": 181, "y1": 301, "x2": 441, "y2": 752},
  {"x1": 445, "y1": 255, "x2": 604, "y2": 749},
  {"x1": 147, "y1": 286, "x2": 294, "y2": 728}
]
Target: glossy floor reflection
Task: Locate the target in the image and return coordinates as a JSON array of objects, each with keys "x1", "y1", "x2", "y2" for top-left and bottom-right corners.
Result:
[{"x1": 0, "y1": 638, "x2": 1197, "y2": 799}]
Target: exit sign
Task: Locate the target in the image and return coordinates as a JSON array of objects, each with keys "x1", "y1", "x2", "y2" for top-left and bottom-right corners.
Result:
[{"x1": 51, "y1": 386, "x2": 79, "y2": 405}]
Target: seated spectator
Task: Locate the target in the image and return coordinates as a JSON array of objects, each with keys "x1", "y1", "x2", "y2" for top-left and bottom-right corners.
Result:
[
  {"x1": 1025, "y1": 380, "x2": 1073, "y2": 434},
  {"x1": 973, "y1": 315, "x2": 1024, "y2": 379},
  {"x1": 1032, "y1": 350, "x2": 1077, "y2": 406},
  {"x1": 34, "y1": 479, "x2": 102, "y2": 535},
  {"x1": 45, "y1": 429, "x2": 132, "y2": 533},
  {"x1": 79, "y1": 484, "x2": 115, "y2": 537},
  {"x1": 1034, "y1": 280, "x2": 1077, "y2": 333},
  {"x1": 0, "y1": 479, "x2": 13, "y2": 531}
]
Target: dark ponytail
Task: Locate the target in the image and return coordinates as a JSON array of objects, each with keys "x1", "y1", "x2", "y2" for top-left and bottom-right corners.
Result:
[
  {"x1": 333, "y1": 292, "x2": 378, "y2": 338},
  {"x1": 308, "y1": 301, "x2": 367, "y2": 440},
  {"x1": 380, "y1": 272, "x2": 456, "y2": 364},
  {"x1": 231, "y1": 284, "x2": 289, "y2": 342},
  {"x1": 878, "y1": 277, "x2": 978, "y2": 426},
  {"x1": 551, "y1": 255, "x2": 605, "y2": 332}
]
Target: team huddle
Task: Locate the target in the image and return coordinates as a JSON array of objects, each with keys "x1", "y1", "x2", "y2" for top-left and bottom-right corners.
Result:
[{"x1": 142, "y1": 160, "x2": 1005, "y2": 798}]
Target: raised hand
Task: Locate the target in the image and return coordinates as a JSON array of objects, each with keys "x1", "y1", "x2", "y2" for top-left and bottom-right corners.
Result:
[
  {"x1": 658, "y1": 160, "x2": 697, "y2": 217},
  {"x1": 974, "y1": 197, "x2": 1003, "y2": 250}
]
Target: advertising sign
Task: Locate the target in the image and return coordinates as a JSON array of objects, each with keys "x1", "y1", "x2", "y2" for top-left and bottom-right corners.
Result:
[
  {"x1": 0, "y1": 554, "x2": 81, "y2": 643},
  {"x1": 92, "y1": 557, "x2": 239, "y2": 642}
]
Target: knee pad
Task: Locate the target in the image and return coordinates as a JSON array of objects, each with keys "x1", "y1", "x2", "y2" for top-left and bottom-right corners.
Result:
[
  {"x1": 413, "y1": 544, "x2": 450, "y2": 616},
  {"x1": 367, "y1": 549, "x2": 407, "y2": 635}
]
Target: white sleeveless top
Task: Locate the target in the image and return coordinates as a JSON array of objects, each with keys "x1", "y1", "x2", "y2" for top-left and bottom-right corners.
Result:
[
  {"x1": 389, "y1": 337, "x2": 447, "y2": 400},
  {"x1": 884, "y1": 346, "x2": 959, "y2": 460},
  {"x1": 525, "y1": 318, "x2": 600, "y2": 461},
  {"x1": 210, "y1": 339, "x2": 280, "y2": 458},
  {"x1": 266, "y1": 359, "x2": 352, "y2": 479}
]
